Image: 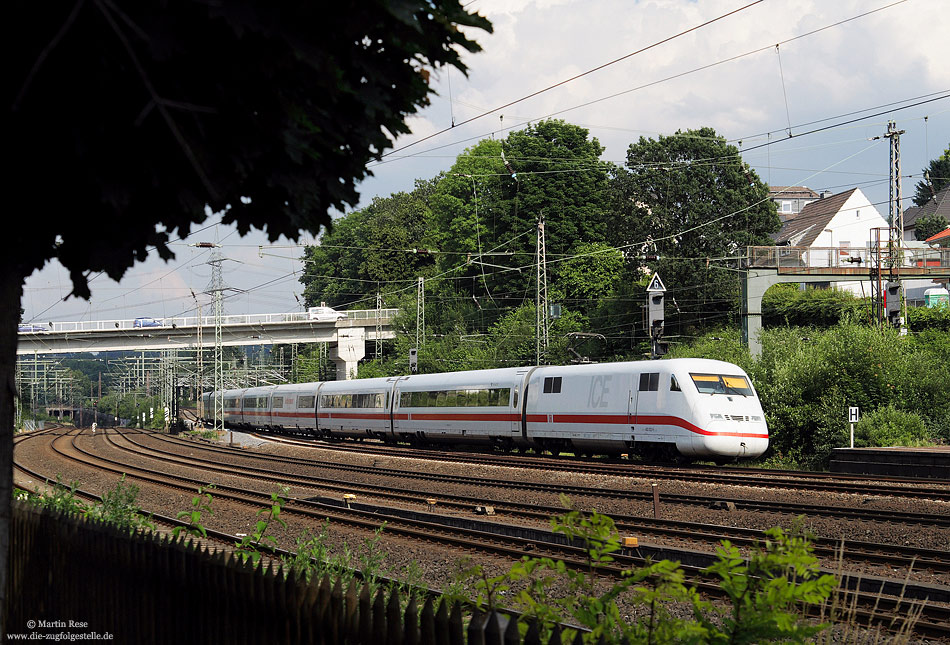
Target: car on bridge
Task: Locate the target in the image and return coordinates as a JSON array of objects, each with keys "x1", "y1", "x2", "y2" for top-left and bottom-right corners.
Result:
[
  {"x1": 307, "y1": 306, "x2": 347, "y2": 322},
  {"x1": 133, "y1": 317, "x2": 164, "y2": 328},
  {"x1": 18, "y1": 324, "x2": 47, "y2": 333}
]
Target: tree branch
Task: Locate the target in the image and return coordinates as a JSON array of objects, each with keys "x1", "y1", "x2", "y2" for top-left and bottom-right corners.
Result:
[
  {"x1": 12, "y1": 0, "x2": 86, "y2": 112},
  {"x1": 94, "y1": 0, "x2": 219, "y2": 201}
]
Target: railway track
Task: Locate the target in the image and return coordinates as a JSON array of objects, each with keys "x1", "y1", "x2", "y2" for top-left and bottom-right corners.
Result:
[
  {"x1": 153, "y1": 430, "x2": 950, "y2": 528},
  {"x1": 109, "y1": 429, "x2": 950, "y2": 580},
  {"x1": 14, "y1": 427, "x2": 950, "y2": 639},
  {"x1": 252, "y1": 432, "x2": 950, "y2": 501}
]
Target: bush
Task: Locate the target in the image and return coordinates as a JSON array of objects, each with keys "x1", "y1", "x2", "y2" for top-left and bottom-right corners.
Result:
[
  {"x1": 762, "y1": 285, "x2": 866, "y2": 328},
  {"x1": 744, "y1": 325, "x2": 948, "y2": 468},
  {"x1": 465, "y1": 504, "x2": 836, "y2": 644},
  {"x1": 854, "y1": 405, "x2": 930, "y2": 448}
]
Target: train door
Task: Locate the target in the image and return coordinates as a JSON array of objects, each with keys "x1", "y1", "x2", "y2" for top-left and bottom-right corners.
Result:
[
  {"x1": 516, "y1": 367, "x2": 538, "y2": 440},
  {"x1": 387, "y1": 376, "x2": 406, "y2": 440},
  {"x1": 634, "y1": 371, "x2": 662, "y2": 440},
  {"x1": 628, "y1": 384, "x2": 637, "y2": 436}
]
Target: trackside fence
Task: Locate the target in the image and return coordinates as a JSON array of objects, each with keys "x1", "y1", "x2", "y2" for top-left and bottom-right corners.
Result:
[{"x1": 6, "y1": 502, "x2": 580, "y2": 645}]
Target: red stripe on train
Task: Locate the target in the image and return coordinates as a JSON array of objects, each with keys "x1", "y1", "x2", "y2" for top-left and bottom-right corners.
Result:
[
  {"x1": 322, "y1": 412, "x2": 389, "y2": 420},
  {"x1": 528, "y1": 413, "x2": 768, "y2": 439},
  {"x1": 409, "y1": 413, "x2": 521, "y2": 422}
]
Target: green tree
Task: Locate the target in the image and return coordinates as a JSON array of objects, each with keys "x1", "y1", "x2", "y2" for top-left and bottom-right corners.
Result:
[
  {"x1": 4, "y1": 2, "x2": 490, "y2": 626},
  {"x1": 911, "y1": 144, "x2": 950, "y2": 206},
  {"x1": 610, "y1": 127, "x2": 781, "y2": 329},
  {"x1": 428, "y1": 120, "x2": 613, "y2": 310},
  {"x1": 914, "y1": 211, "x2": 949, "y2": 241},
  {"x1": 300, "y1": 181, "x2": 437, "y2": 309}
]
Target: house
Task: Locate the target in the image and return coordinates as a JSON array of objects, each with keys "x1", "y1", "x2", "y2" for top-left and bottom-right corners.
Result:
[
  {"x1": 772, "y1": 188, "x2": 888, "y2": 256},
  {"x1": 926, "y1": 227, "x2": 950, "y2": 247},
  {"x1": 768, "y1": 185, "x2": 822, "y2": 222},
  {"x1": 903, "y1": 185, "x2": 950, "y2": 241},
  {"x1": 771, "y1": 188, "x2": 889, "y2": 296}
]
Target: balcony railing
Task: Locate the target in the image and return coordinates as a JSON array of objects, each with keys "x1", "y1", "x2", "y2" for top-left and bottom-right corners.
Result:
[{"x1": 744, "y1": 246, "x2": 950, "y2": 270}]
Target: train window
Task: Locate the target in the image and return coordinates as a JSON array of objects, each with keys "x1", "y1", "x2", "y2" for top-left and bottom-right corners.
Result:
[
  {"x1": 243, "y1": 397, "x2": 255, "y2": 407},
  {"x1": 298, "y1": 395, "x2": 315, "y2": 409},
  {"x1": 495, "y1": 388, "x2": 511, "y2": 406},
  {"x1": 721, "y1": 376, "x2": 753, "y2": 396},
  {"x1": 638, "y1": 373, "x2": 659, "y2": 392},
  {"x1": 670, "y1": 375, "x2": 681, "y2": 392},
  {"x1": 512, "y1": 387, "x2": 519, "y2": 409},
  {"x1": 689, "y1": 374, "x2": 753, "y2": 396},
  {"x1": 543, "y1": 377, "x2": 562, "y2": 394},
  {"x1": 444, "y1": 390, "x2": 457, "y2": 407},
  {"x1": 273, "y1": 397, "x2": 283, "y2": 409}
]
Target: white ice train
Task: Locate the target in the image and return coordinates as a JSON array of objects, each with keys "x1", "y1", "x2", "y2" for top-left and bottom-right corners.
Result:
[{"x1": 199, "y1": 358, "x2": 769, "y2": 462}]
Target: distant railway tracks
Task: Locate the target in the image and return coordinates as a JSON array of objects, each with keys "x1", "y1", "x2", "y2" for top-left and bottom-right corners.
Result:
[{"x1": 13, "y1": 426, "x2": 950, "y2": 639}]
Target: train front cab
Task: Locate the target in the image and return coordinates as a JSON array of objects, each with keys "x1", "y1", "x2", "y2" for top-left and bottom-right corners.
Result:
[
  {"x1": 524, "y1": 359, "x2": 768, "y2": 460},
  {"x1": 671, "y1": 363, "x2": 769, "y2": 460}
]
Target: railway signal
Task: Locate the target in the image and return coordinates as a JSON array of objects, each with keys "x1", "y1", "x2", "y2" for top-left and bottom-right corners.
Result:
[
  {"x1": 885, "y1": 281, "x2": 902, "y2": 327},
  {"x1": 646, "y1": 273, "x2": 668, "y2": 358}
]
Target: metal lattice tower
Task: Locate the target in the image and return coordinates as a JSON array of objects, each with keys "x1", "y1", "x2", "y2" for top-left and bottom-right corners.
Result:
[
  {"x1": 193, "y1": 292, "x2": 204, "y2": 405},
  {"x1": 205, "y1": 246, "x2": 226, "y2": 431},
  {"x1": 14, "y1": 361, "x2": 21, "y2": 428},
  {"x1": 884, "y1": 121, "x2": 906, "y2": 276},
  {"x1": 416, "y1": 277, "x2": 425, "y2": 348},
  {"x1": 376, "y1": 291, "x2": 383, "y2": 358},
  {"x1": 536, "y1": 213, "x2": 549, "y2": 364}
]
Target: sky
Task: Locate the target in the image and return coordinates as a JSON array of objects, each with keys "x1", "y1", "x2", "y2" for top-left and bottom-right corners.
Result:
[{"x1": 20, "y1": 0, "x2": 950, "y2": 327}]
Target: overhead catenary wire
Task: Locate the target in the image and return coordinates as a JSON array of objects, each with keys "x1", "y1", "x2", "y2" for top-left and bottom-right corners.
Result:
[
  {"x1": 380, "y1": 0, "x2": 766, "y2": 159},
  {"x1": 372, "y1": 0, "x2": 917, "y2": 171}
]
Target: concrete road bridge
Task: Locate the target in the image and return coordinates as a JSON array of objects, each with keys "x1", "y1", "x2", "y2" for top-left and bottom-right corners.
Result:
[
  {"x1": 16, "y1": 309, "x2": 398, "y2": 379},
  {"x1": 741, "y1": 245, "x2": 950, "y2": 356}
]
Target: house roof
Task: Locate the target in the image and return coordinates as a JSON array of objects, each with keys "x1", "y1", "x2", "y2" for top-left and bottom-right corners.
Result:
[
  {"x1": 772, "y1": 188, "x2": 857, "y2": 246},
  {"x1": 926, "y1": 227, "x2": 950, "y2": 245},
  {"x1": 768, "y1": 186, "x2": 820, "y2": 199},
  {"x1": 903, "y1": 184, "x2": 950, "y2": 229}
]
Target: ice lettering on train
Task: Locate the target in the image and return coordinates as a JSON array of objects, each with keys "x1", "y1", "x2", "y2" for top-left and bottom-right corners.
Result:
[{"x1": 588, "y1": 375, "x2": 611, "y2": 408}]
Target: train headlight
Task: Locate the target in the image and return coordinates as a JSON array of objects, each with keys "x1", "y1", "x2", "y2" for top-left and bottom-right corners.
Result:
[{"x1": 709, "y1": 413, "x2": 724, "y2": 420}]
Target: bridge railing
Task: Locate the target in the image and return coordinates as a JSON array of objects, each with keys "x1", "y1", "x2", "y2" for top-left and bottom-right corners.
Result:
[
  {"x1": 745, "y1": 246, "x2": 950, "y2": 270},
  {"x1": 30, "y1": 309, "x2": 400, "y2": 335}
]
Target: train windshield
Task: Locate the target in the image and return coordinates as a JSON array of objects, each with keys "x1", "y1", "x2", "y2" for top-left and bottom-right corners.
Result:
[{"x1": 689, "y1": 373, "x2": 754, "y2": 396}]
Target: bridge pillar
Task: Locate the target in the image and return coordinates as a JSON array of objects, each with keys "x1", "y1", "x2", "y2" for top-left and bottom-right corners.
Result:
[
  {"x1": 330, "y1": 328, "x2": 365, "y2": 380},
  {"x1": 741, "y1": 269, "x2": 781, "y2": 358}
]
